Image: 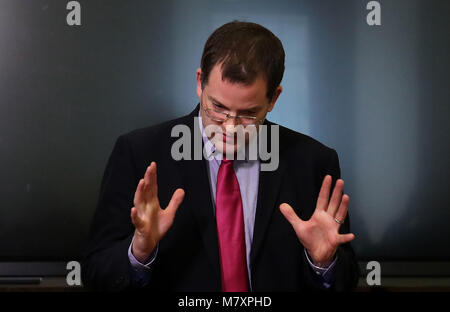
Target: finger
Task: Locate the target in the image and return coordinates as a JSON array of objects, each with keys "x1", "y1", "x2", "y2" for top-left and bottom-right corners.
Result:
[
  {"x1": 327, "y1": 179, "x2": 344, "y2": 217},
  {"x1": 165, "y1": 188, "x2": 185, "y2": 218},
  {"x1": 143, "y1": 163, "x2": 152, "y2": 186},
  {"x1": 149, "y1": 162, "x2": 158, "y2": 198},
  {"x1": 143, "y1": 162, "x2": 158, "y2": 200},
  {"x1": 142, "y1": 164, "x2": 151, "y2": 198},
  {"x1": 335, "y1": 194, "x2": 350, "y2": 225},
  {"x1": 133, "y1": 179, "x2": 145, "y2": 207},
  {"x1": 279, "y1": 203, "x2": 304, "y2": 229},
  {"x1": 130, "y1": 206, "x2": 143, "y2": 229},
  {"x1": 337, "y1": 233, "x2": 355, "y2": 245},
  {"x1": 316, "y1": 175, "x2": 332, "y2": 211}
]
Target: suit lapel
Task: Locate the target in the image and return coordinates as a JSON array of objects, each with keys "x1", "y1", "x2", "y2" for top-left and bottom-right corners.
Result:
[
  {"x1": 250, "y1": 120, "x2": 287, "y2": 272},
  {"x1": 176, "y1": 105, "x2": 221, "y2": 284},
  {"x1": 182, "y1": 158, "x2": 221, "y2": 283}
]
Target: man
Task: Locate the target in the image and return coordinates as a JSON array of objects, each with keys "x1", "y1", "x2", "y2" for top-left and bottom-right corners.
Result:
[{"x1": 82, "y1": 21, "x2": 359, "y2": 292}]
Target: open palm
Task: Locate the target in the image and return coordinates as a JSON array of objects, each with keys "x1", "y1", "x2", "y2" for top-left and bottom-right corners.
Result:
[
  {"x1": 280, "y1": 175, "x2": 355, "y2": 267},
  {"x1": 130, "y1": 162, "x2": 185, "y2": 262}
]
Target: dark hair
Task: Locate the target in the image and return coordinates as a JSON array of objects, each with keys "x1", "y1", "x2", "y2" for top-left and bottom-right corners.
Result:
[{"x1": 200, "y1": 21, "x2": 285, "y2": 102}]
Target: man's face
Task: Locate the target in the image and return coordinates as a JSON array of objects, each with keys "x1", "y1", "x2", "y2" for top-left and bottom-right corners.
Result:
[{"x1": 196, "y1": 64, "x2": 282, "y2": 155}]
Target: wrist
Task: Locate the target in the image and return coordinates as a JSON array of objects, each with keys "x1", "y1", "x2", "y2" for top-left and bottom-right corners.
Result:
[
  {"x1": 313, "y1": 259, "x2": 333, "y2": 268},
  {"x1": 306, "y1": 250, "x2": 335, "y2": 268},
  {"x1": 132, "y1": 233, "x2": 156, "y2": 263}
]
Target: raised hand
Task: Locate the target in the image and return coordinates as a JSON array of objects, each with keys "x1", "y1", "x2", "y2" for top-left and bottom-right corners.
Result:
[
  {"x1": 130, "y1": 162, "x2": 185, "y2": 263},
  {"x1": 280, "y1": 175, "x2": 355, "y2": 267}
]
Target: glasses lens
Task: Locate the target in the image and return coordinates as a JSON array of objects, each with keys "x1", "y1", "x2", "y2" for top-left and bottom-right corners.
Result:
[
  {"x1": 239, "y1": 117, "x2": 257, "y2": 125},
  {"x1": 204, "y1": 105, "x2": 258, "y2": 126},
  {"x1": 208, "y1": 109, "x2": 227, "y2": 122}
]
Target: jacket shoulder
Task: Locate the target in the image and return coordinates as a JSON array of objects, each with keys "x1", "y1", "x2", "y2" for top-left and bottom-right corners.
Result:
[
  {"x1": 274, "y1": 122, "x2": 336, "y2": 155},
  {"x1": 114, "y1": 112, "x2": 196, "y2": 158},
  {"x1": 124, "y1": 113, "x2": 192, "y2": 142}
]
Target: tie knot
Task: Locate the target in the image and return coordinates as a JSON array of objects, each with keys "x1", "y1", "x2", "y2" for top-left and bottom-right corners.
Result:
[
  {"x1": 221, "y1": 154, "x2": 235, "y2": 163},
  {"x1": 222, "y1": 153, "x2": 236, "y2": 164},
  {"x1": 221, "y1": 158, "x2": 234, "y2": 165}
]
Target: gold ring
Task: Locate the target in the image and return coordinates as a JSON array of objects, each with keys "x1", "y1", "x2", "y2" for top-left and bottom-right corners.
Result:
[{"x1": 334, "y1": 218, "x2": 343, "y2": 225}]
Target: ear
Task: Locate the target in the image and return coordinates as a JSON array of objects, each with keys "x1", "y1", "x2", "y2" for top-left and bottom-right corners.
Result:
[
  {"x1": 196, "y1": 68, "x2": 203, "y2": 99},
  {"x1": 267, "y1": 85, "x2": 283, "y2": 112}
]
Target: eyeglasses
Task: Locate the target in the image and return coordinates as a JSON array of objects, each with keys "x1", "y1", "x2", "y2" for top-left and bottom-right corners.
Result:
[{"x1": 200, "y1": 102, "x2": 264, "y2": 126}]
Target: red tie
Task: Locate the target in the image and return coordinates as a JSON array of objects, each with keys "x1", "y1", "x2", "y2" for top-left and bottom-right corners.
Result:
[{"x1": 216, "y1": 159, "x2": 249, "y2": 292}]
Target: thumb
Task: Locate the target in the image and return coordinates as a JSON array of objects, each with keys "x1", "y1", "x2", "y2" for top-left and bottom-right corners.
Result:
[
  {"x1": 165, "y1": 188, "x2": 185, "y2": 218},
  {"x1": 279, "y1": 203, "x2": 303, "y2": 228},
  {"x1": 338, "y1": 233, "x2": 355, "y2": 245}
]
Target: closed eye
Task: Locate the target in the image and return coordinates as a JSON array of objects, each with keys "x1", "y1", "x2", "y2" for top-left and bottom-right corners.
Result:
[{"x1": 213, "y1": 102, "x2": 226, "y2": 110}]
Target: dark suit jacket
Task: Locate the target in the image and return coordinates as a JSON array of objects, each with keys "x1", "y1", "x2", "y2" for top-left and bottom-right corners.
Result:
[{"x1": 82, "y1": 104, "x2": 359, "y2": 292}]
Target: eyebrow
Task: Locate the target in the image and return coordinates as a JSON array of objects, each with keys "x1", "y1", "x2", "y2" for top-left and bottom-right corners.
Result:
[{"x1": 207, "y1": 95, "x2": 258, "y2": 113}]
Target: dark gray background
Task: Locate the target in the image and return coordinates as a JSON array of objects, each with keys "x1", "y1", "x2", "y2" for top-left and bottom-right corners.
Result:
[{"x1": 0, "y1": 0, "x2": 449, "y2": 265}]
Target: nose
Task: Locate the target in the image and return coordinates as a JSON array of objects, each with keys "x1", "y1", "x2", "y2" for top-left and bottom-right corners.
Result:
[
  {"x1": 222, "y1": 118, "x2": 240, "y2": 139},
  {"x1": 222, "y1": 115, "x2": 238, "y2": 127}
]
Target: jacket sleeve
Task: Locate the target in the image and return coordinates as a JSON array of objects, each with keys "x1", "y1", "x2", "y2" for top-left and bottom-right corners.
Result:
[
  {"x1": 81, "y1": 134, "x2": 152, "y2": 291},
  {"x1": 325, "y1": 148, "x2": 360, "y2": 291},
  {"x1": 300, "y1": 148, "x2": 360, "y2": 292}
]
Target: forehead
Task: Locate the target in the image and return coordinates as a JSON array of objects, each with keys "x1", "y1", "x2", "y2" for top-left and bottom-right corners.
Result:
[{"x1": 204, "y1": 64, "x2": 268, "y2": 109}]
